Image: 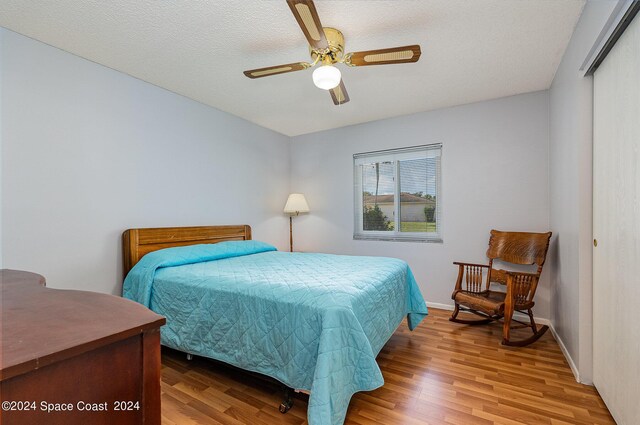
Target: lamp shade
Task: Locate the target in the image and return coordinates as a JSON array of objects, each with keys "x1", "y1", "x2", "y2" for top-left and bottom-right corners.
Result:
[{"x1": 283, "y1": 193, "x2": 310, "y2": 215}]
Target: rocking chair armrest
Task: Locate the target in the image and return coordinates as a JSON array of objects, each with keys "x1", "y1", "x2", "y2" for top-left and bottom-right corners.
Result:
[
  {"x1": 452, "y1": 262, "x2": 490, "y2": 296},
  {"x1": 504, "y1": 271, "x2": 540, "y2": 306},
  {"x1": 453, "y1": 261, "x2": 490, "y2": 268},
  {"x1": 505, "y1": 271, "x2": 538, "y2": 278}
]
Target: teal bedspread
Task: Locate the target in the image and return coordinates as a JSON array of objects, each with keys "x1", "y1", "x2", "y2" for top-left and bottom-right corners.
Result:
[{"x1": 123, "y1": 241, "x2": 428, "y2": 425}]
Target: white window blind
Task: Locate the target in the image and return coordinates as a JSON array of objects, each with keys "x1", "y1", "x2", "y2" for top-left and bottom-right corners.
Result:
[{"x1": 353, "y1": 144, "x2": 442, "y2": 242}]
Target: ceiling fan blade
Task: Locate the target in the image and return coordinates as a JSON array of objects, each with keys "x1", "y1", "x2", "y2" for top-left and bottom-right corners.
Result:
[
  {"x1": 286, "y1": 0, "x2": 328, "y2": 50},
  {"x1": 244, "y1": 62, "x2": 310, "y2": 79},
  {"x1": 346, "y1": 45, "x2": 421, "y2": 67},
  {"x1": 329, "y1": 80, "x2": 350, "y2": 105}
]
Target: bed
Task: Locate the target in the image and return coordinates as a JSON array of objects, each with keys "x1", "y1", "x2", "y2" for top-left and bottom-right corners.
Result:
[{"x1": 122, "y1": 225, "x2": 428, "y2": 425}]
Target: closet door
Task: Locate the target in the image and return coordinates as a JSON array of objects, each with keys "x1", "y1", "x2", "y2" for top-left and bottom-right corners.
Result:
[{"x1": 592, "y1": 12, "x2": 640, "y2": 425}]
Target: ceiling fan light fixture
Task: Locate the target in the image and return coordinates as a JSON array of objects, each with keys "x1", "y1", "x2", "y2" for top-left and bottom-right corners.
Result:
[
  {"x1": 312, "y1": 65, "x2": 341, "y2": 90},
  {"x1": 243, "y1": 0, "x2": 422, "y2": 105}
]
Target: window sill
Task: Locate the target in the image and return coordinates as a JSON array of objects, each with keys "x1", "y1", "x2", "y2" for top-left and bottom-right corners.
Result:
[{"x1": 353, "y1": 234, "x2": 443, "y2": 243}]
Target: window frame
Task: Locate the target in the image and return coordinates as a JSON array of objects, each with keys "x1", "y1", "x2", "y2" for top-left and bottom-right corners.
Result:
[{"x1": 353, "y1": 144, "x2": 442, "y2": 243}]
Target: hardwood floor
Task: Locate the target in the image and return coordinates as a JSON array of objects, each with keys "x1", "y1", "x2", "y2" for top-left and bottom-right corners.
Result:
[{"x1": 160, "y1": 308, "x2": 614, "y2": 425}]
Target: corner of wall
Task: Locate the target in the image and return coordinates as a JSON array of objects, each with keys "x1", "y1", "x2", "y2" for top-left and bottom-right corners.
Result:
[{"x1": 287, "y1": 134, "x2": 295, "y2": 195}]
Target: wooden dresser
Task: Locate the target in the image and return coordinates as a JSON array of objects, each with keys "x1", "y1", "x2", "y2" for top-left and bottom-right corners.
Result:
[{"x1": 0, "y1": 269, "x2": 165, "y2": 425}]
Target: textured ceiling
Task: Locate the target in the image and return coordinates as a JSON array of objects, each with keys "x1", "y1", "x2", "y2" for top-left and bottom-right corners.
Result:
[{"x1": 0, "y1": 0, "x2": 585, "y2": 136}]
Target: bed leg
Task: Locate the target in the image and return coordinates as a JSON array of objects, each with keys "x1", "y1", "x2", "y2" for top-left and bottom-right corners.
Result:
[
  {"x1": 279, "y1": 387, "x2": 293, "y2": 414},
  {"x1": 186, "y1": 353, "x2": 193, "y2": 361}
]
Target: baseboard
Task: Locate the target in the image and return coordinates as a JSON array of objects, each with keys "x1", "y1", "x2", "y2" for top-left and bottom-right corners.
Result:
[
  {"x1": 426, "y1": 301, "x2": 457, "y2": 312},
  {"x1": 426, "y1": 301, "x2": 586, "y2": 383},
  {"x1": 547, "y1": 322, "x2": 581, "y2": 383}
]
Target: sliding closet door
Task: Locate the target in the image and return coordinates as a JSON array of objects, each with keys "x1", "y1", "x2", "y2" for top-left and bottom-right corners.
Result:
[{"x1": 592, "y1": 12, "x2": 640, "y2": 425}]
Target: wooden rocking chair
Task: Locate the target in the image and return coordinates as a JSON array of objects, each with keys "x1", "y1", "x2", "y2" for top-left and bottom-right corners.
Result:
[{"x1": 450, "y1": 230, "x2": 552, "y2": 346}]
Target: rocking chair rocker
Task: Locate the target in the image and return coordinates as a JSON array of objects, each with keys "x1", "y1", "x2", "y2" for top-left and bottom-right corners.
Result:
[{"x1": 450, "y1": 230, "x2": 552, "y2": 346}]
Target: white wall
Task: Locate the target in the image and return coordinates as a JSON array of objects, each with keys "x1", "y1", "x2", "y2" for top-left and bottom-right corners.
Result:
[
  {"x1": 548, "y1": 0, "x2": 618, "y2": 384},
  {"x1": 1, "y1": 29, "x2": 290, "y2": 294},
  {"x1": 291, "y1": 91, "x2": 551, "y2": 318},
  {"x1": 0, "y1": 29, "x2": 3, "y2": 269}
]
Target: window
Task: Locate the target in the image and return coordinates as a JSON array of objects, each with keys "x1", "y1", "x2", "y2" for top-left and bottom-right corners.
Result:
[{"x1": 353, "y1": 144, "x2": 442, "y2": 242}]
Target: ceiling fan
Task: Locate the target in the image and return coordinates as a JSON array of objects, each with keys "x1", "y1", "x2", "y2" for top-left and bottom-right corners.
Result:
[{"x1": 243, "y1": 0, "x2": 422, "y2": 105}]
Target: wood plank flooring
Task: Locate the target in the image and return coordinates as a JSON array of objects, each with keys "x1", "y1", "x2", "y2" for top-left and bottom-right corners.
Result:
[{"x1": 160, "y1": 308, "x2": 614, "y2": 424}]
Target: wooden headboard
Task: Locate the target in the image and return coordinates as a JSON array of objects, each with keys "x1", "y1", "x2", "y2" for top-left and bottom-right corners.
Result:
[{"x1": 122, "y1": 225, "x2": 252, "y2": 278}]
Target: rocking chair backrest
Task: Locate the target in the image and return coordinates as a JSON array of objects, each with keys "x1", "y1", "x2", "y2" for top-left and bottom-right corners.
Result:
[
  {"x1": 486, "y1": 230, "x2": 552, "y2": 266},
  {"x1": 485, "y1": 230, "x2": 552, "y2": 287}
]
